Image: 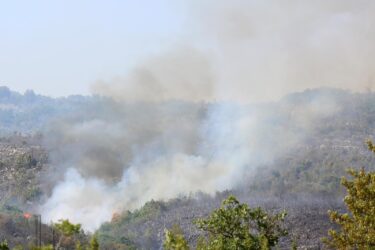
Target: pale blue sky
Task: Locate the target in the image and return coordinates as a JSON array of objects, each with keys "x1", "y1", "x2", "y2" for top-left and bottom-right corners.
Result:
[
  {"x1": 2, "y1": 1, "x2": 373, "y2": 101},
  {"x1": 0, "y1": 0, "x2": 187, "y2": 96}
]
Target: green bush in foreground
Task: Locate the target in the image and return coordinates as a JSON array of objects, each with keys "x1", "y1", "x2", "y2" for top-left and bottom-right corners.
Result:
[
  {"x1": 164, "y1": 195, "x2": 287, "y2": 250},
  {"x1": 0, "y1": 240, "x2": 9, "y2": 250},
  {"x1": 89, "y1": 235, "x2": 99, "y2": 250},
  {"x1": 163, "y1": 225, "x2": 189, "y2": 250},
  {"x1": 323, "y1": 140, "x2": 375, "y2": 249},
  {"x1": 324, "y1": 168, "x2": 375, "y2": 249}
]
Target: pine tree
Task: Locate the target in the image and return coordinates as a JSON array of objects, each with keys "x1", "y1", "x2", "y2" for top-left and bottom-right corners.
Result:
[{"x1": 324, "y1": 142, "x2": 375, "y2": 249}]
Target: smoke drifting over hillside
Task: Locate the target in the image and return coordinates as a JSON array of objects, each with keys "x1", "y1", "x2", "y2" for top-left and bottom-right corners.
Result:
[{"x1": 41, "y1": 0, "x2": 375, "y2": 230}]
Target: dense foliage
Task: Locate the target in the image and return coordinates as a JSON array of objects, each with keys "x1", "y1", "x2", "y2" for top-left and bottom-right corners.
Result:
[
  {"x1": 194, "y1": 196, "x2": 287, "y2": 249},
  {"x1": 164, "y1": 195, "x2": 287, "y2": 250},
  {"x1": 324, "y1": 167, "x2": 375, "y2": 249},
  {"x1": 0, "y1": 241, "x2": 9, "y2": 250},
  {"x1": 163, "y1": 225, "x2": 189, "y2": 250},
  {"x1": 89, "y1": 235, "x2": 99, "y2": 250},
  {"x1": 53, "y1": 219, "x2": 96, "y2": 250},
  {"x1": 54, "y1": 219, "x2": 81, "y2": 237}
]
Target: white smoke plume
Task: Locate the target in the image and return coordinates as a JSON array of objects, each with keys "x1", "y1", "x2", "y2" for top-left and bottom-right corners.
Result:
[{"x1": 41, "y1": 0, "x2": 375, "y2": 230}]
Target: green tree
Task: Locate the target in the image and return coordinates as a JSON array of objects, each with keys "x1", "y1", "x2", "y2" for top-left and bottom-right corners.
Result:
[
  {"x1": 163, "y1": 196, "x2": 287, "y2": 250},
  {"x1": 54, "y1": 219, "x2": 81, "y2": 236},
  {"x1": 54, "y1": 219, "x2": 82, "y2": 249},
  {"x1": 88, "y1": 235, "x2": 99, "y2": 250},
  {"x1": 324, "y1": 167, "x2": 375, "y2": 249},
  {"x1": 0, "y1": 240, "x2": 9, "y2": 250},
  {"x1": 194, "y1": 195, "x2": 287, "y2": 250},
  {"x1": 163, "y1": 225, "x2": 189, "y2": 250},
  {"x1": 75, "y1": 241, "x2": 83, "y2": 250}
]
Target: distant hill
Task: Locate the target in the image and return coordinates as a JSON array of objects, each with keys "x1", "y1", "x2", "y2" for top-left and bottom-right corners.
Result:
[{"x1": 0, "y1": 86, "x2": 92, "y2": 135}]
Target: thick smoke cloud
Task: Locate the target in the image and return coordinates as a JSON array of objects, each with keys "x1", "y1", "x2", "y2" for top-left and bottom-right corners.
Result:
[
  {"x1": 93, "y1": 0, "x2": 375, "y2": 102},
  {"x1": 92, "y1": 48, "x2": 215, "y2": 102},
  {"x1": 190, "y1": 0, "x2": 375, "y2": 101},
  {"x1": 41, "y1": 0, "x2": 374, "y2": 230},
  {"x1": 41, "y1": 96, "x2": 340, "y2": 231}
]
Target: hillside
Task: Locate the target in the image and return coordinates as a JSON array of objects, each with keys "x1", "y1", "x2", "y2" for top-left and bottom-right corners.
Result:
[
  {"x1": 0, "y1": 86, "x2": 91, "y2": 135},
  {"x1": 0, "y1": 87, "x2": 374, "y2": 248},
  {"x1": 95, "y1": 89, "x2": 375, "y2": 249},
  {"x1": 0, "y1": 134, "x2": 50, "y2": 248},
  {"x1": 97, "y1": 194, "x2": 344, "y2": 249}
]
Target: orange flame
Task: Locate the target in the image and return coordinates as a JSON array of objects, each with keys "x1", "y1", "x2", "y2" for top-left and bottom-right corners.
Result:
[{"x1": 23, "y1": 213, "x2": 32, "y2": 219}]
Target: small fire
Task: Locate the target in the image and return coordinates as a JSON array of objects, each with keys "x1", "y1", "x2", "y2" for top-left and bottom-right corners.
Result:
[{"x1": 23, "y1": 213, "x2": 32, "y2": 219}]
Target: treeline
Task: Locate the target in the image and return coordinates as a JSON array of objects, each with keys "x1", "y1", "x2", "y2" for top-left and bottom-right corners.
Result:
[{"x1": 0, "y1": 86, "x2": 90, "y2": 135}]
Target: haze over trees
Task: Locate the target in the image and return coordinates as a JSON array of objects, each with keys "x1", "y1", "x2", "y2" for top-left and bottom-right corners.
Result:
[
  {"x1": 0, "y1": 86, "x2": 91, "y2": 135},
  {"x1": 0, "y1": 87, "x2": 374, "y2": 248}
]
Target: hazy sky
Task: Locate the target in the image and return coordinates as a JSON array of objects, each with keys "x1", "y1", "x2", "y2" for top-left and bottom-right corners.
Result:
[
  {"x1": 2, "y1": 1, "x2": 375, "y2": 101},
  {"x1": 0, "y1": 0, "x2": 187, "y2": 97}
]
